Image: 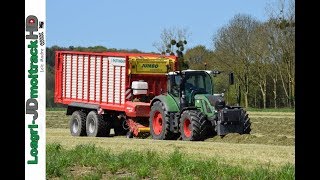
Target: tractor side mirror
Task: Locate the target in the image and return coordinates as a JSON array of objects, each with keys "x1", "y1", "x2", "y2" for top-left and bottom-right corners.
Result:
[{"x1": 229, "y1": 73, "x2": 234, "y2": 85}]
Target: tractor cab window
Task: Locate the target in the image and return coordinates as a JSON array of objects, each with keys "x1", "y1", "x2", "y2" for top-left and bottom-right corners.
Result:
[
  {"x1": 169, "y1": 75, "x2": 181, "y2": 97},
  {"x1": 168, "y1": 72, "x2": 213, "y2": 100},
  {"x1": 184, "y1": 72, "x2": 213, "y2": 104},
  {"x1": 184, "y1": 73, "x2": 212, "y2": 94}
]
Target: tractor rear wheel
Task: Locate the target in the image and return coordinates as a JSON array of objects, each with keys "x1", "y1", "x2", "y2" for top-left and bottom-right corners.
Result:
[
  {"x1": 149, "y1": 101, "x2": 176, "y2": 140},
  {"x1": 86, "y1": 111, "x2": 110, "y2": 137},
  {"x1": 179, "y1": 110, "x2": 208, "y2": 141},
  {"x1": 69, "y1": 111, "x2": 87, "y2": 136}
]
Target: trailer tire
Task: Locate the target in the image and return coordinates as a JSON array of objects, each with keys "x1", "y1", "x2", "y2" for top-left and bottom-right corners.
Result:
[
  {"x1": 149, "y1": 101, "x2": 176, "y2": 140},
  {"x1": 242, "y1": 112, "x2": 251, "y2": 134},
  {"x1": 114, "y1": 118, "x2": 127, "y2": 136},
  {"x1": 86, "y1": 111, "x2": 110, "y2": 137},
  {"x1": 179, "y1": 110, "x2": 208, "y2": 141},
  {"x1": 69, "y1": 111, "x2": 87, "y2": 136}
]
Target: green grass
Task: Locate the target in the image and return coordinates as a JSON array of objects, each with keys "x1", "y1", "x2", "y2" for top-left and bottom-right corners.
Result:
[{"x1": 47, "y1": 143, "x2": 294, "y2": 180}]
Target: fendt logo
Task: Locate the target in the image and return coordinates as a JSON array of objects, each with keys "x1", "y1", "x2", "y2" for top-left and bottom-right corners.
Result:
[
  {"x1": 26, "y1": 15, "x2": 38, "y2": 39},
  {"x1": 141, "y1": 64, "x2": 159, "y2": 68}
]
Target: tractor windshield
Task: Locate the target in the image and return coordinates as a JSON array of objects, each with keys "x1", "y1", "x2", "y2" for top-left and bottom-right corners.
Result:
[
  {"x1": 183, "y1": 71, "x2": 213, "y2": 95},
  {"x1": 168, "y1": 71, "x2": 213, "y2": 98}
]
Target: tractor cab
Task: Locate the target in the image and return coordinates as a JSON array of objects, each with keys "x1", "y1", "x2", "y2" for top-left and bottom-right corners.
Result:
[{"x1": 167, "y1": 70, "x2": 220, "y2": 109}]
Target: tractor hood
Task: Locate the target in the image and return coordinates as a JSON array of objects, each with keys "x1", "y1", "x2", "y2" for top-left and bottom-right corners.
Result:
[
  {"x1": 205, "y1": 94, "x2": 226, "y2": 110},
  {"x1": 195, "y1": 94, "x2": 226, "y2": 111}
]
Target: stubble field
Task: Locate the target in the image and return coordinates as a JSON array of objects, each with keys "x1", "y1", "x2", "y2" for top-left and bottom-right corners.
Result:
[{"x1": 46, "y1": 110, "x2": 295, "y2": 179}]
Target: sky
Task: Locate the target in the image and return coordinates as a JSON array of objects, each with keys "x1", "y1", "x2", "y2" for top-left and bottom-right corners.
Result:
[{"x1": 47, "y1": 0, "x2": 278, "y2": 52}]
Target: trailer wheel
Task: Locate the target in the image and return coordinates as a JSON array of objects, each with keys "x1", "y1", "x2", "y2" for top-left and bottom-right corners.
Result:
[
  {"x1": 242, "y1": 111, "x2": 251, "y2": 134},
  {"x1": 149, "y1": 101, "x2": 176, "y2": 140},
  {"x1": 86, "y1": 111, "x2": 110, "y2": 137},
  {"x1": 179, "y1": 110, "x2": 208, "y2": 141},
  {"x1": 69, "y1": 111, "x2": 87, "y2": 136},
  {"x1": 114, "y1": 118, "x2": 127, "y2": 136}
]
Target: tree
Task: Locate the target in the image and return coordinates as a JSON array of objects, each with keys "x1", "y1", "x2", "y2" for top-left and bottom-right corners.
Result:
[
  {"x1": 250, "y1": 23, "x2": 270, "y2": 109},
  {"x1": 264, "y1": 20, "x2": 281, "y2": 108},
  {"x1": 153, "y1": 27, "x2": 190, "y2": 54},
  {"x1": 266, "y1": 0, "x2": 295, "y2": 108},
  {"x1": 184, "y1": 45, "x2": 210, "y2": 70},
  {"x1": 213, "y1": 14, "x2": 260, "y2": 108}
]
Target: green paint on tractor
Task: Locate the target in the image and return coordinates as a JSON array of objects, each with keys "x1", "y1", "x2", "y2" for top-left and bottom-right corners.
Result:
[{"x1": 151, "y1": 94, "x2": 179, "y2": 112}]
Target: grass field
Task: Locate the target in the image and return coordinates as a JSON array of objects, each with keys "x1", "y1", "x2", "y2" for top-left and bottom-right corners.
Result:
[
  {"x1": 46, "y1": 110, "x2": 295, "y2": 179},
  {"x1": 47, "y1": 143, "x2": 294, "y2": 179}
]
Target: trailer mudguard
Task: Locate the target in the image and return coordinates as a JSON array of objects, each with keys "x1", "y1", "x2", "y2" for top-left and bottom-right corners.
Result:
[{"x1": 66, "y1": 102, "x2": 100, "y2": 115}]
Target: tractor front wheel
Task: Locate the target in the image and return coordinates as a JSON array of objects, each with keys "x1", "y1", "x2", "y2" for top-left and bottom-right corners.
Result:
[
  {"x1": 179, "y1": 110, "x2": 208, "y2": 141},
  {"x1": 149, "y1": 101, "x2": 176, "y2": 140}
]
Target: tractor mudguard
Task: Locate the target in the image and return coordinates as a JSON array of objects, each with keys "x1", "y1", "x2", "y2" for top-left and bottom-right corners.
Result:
[{"x1": 150, "y1": 95, "x2": 179, "y2": 112}]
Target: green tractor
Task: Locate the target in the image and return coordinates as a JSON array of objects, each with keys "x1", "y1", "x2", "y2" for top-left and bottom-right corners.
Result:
[{"x1": 149, "y1": 70, "x2": 251, "y2": 141}]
